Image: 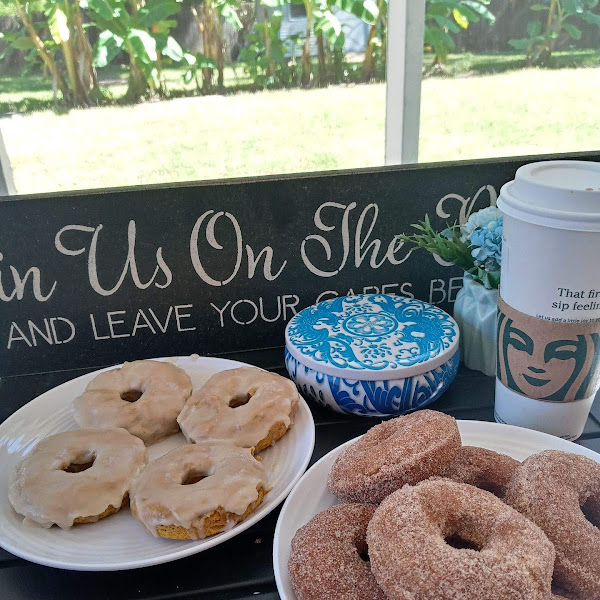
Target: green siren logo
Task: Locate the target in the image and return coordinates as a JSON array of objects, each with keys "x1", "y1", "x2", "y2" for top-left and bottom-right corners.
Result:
[{"x1": 497, "y1": 298, "x2": 600, "y2": 403}]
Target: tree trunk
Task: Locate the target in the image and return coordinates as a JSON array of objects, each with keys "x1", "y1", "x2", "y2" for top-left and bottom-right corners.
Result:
[
  {"x1": 125, "y1": 55, "x2": 148, "y2": 102},
  {"x1": 60, "y1": 37, "x2": 87, "y2": 106},
  {"x1": 546, "y1": 0, "x2": 557, "y2": 32},
  {"x1": 263, "y1": 9, "x2": 274, "y2": 77},
  {"x1": 216, "y1": 16, "x2": 224, "y2": 89},
  {"x1": 156, "y1": 53, "x2": 165, "y2": 96},
  {"x1": 361, "y1": 20, "x2": 378, "y2": 82},
  {"x1": 73, "y1": 0, "x2": 99, "y2": 99},
  {"x1": 546, "y1": 0, "x2": 558, "y2": 58},
  {"x1": 317, "y1": 33, "x2": 326, "y2": 86},
  {"x1": 60, "y1": 0, "x2": 90, "y2": 106},
  {"x1": 361, "y1": 0, "x2": 385, "y2": 82},
  {"x1": 190, "y1": 5, "x2": 211, "y2": 90},
  {"x1": 380, "y1": 0, "x2": 387, "y2": 74},
  {"x1": 14, "y1": 0, "x2": 71, "y2": 104},
  {"x1": 301, "y1": 1, "x2": 312, "y2": 87},
  {"x1": 200, "y1": 4, "x2": 215, "y2": 89}
]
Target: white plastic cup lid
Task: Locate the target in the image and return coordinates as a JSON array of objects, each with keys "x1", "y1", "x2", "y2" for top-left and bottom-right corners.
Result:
[{"x1": 498, "y1": 160, "x2": 600, "y2": 232}]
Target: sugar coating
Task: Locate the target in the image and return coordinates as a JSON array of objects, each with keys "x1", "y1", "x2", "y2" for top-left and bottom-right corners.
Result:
[
  {"x1": 551, "y1": 588, "x2": 581, "y2": 600},
  {"x1": 288, "y1": 503, "x2": 386, "y2": 600},
  {"x1": 327, "y1": 410, "x2": 461, "y2": 504},
  {"x1": 505, "y1": 450, "x2": 600, "y2": 600},
  {"x1": 73, "y1": 360, "x2": 193, "y2": 445},
  {"x1": 367, "y1": 478, "x2": 555, "y2": 600},
  {"x1": 441, "y1": 446, "x2": 520, "y2": 498}
]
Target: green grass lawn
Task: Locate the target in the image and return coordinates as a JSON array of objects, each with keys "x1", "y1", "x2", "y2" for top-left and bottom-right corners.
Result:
[{"x1": 2, "y1": 61, "x2": 600, "y2": 194}]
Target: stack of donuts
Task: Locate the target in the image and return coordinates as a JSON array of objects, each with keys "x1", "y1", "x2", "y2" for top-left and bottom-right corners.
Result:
[
  {"x1": 288, "y1": 409, "x2": 600, "y2": 600},
  {"x1": 9, "y1": 359, "x2": 299, "y2": 540}
]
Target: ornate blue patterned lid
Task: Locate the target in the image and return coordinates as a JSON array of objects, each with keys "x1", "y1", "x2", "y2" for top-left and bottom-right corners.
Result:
[{"x1": 285, "y1": 294, "x2": 459, "y2": 380}]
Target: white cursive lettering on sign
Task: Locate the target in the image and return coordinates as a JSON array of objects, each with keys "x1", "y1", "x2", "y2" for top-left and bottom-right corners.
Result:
[
  {"x1": 301, "y1": 202, "x2": 413, "y2": 277},
  {"x1": 0, "y1": 252, "x2": 57, "y2": 302},
  {"x1": 190, "y1": 210, "x2": 287, "y2": 286},
  {"x1": 55, "y1": 222, "x2": 172, "y2": 296}
]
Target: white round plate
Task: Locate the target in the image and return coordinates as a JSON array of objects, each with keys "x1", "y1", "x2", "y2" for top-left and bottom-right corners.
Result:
[
  {"x1": 273, "y1": 419, "x2": 600, "y2": 600},
  {"x1": 0, "y1": 356, "x2": 315, "y2": 571}
]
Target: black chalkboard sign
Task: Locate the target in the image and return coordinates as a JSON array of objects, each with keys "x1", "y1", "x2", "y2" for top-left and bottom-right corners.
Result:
[{"x1": 2, "y1": 153, "x2": 599, "y2": 377}]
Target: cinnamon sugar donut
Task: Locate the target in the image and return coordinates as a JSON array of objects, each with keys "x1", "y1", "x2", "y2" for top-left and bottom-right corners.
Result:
[
  {"x1": 177, "y1": 367, "x2": 298, "y2": 452},
  {"x1": 505, "y1": 450, "x2": 600, "y2": 600},
  {"x1": 551, "y1": 589, "x2": 580, "y2": 600},
  {"x1": 9, "y1": 428, "x2": 147, "y2": 529},
  {"x1": 130, "y1": 440, "x2": 269, "y2": 539},
  {"x1": 327, "y1": 410, "x2": 461, "y2": 503},
  {"x1": 288, "y1": 504, "x2": 386, "y2": 600},
  {"x1": 440, "y1": 446, "x2": 520, "y2": 498},
  {"x1": 367, "y1": 478, "x2": 555, "y2": 600},
  {"x1": 73, "y1": 360, "x2": 193, "y2": 445}
]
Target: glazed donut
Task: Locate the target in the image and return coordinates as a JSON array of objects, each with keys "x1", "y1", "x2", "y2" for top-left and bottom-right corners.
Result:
[
  {"x1": 9, "y1": 428, "x2": 147, "y2": 529},
  {"x1": 440, "y1": 446, "x2": 520, "y2": 498},
  {"x1": 130, "y1": 440, "x2": 269, "y2": 539},
  {"x1": 73, "y1": 359, "x2": 193, "y2": 445},
  {"x1": 505, "y1": 450, "x2": 600, "y2": 600},
  {"x1": 366, "y1": 478, "x2": 555, "y2": 600},
  {"x1": 327, "y1": 410, "x2": 461, "y2": 503},
  {"x1": 177, "y1": 367, "x2": 298, "y2": 452},
  {"x1": 288, "y1": 504, "x2": 386, "y2": 600}
]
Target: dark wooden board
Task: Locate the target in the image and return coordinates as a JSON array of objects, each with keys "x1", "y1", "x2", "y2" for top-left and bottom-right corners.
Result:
[{"x1": 2, "y1": 153, "x2": 599, "y2": 379}]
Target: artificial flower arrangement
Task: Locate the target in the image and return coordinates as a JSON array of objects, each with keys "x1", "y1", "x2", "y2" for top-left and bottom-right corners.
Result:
[{"x1": 399, "y1": 206, "x2": 503, "y2": 289}]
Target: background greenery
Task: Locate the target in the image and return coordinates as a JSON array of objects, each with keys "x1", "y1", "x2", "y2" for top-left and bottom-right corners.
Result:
[
  {"x1": 0, "y1": 0, "x2": 599, "y2": 193},
  {"x1": 4, "y1": 58, "x2": 599, "y2": 194}
]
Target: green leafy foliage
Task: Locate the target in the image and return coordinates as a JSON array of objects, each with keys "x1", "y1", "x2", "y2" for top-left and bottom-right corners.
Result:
[
  {"x1": 47, "y1": 5, "x2": 70, "y2": 43},
  {"x1": 239, "y1": 9, "x2": 296, "y2": 87},
  {"x1": 398, "y1": 216, "x2": 475, "y2": 273},
  {"x1": 93, "y1": 30, "x2": 123, "y2": 68},
  {"x1": 509, "y1": 0, "x2": 600, "y2": 67},
  {"x1": 87, "y1": 0, "x2": 183, "y2": 97},
  {"x1": 425, "y1": 0, "x2": 494, "y2": 65},
  {"x1": 398, "y1": 215, "x2": 500, "y2": 289},
  {"x1": 215, "y1": 0, "x2": 243, "y2": 29},
  {"x1": 337, "y1": 0, "x2": 377, "y2": 23}
]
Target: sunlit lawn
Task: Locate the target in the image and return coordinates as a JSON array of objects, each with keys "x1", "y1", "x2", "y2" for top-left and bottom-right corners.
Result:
[{"x1": 2, "y1": 60, "x2": 600, "y2": 194}]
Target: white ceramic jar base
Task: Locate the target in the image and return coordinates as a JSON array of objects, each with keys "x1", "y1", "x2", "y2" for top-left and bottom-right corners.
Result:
[{"x1": 494, "y1": 380, "x2": 594, "y2": 441}]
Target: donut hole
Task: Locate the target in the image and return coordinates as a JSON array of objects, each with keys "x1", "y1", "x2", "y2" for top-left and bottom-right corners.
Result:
[
  {"x1": 478, "y1": 482, "x2": 502, "y2": 498},
  {"x1": 444, "y1": 533, "x2": 482, "y2": 551},
  {"x1": 121, "y1": 389, "x2": 143, "y2": 403},
  {"x1": 355, "y1": 540, "x2": 370, "y2": 562},
  {"x1": 581, "y1": 496, "x2": 600, "y2": 528},
  {"x1": 62, "y1": 453, "x2": 96, "y2": 473},
  {"x1": 229, "y1": 388, "x2": 256, "y2": 409},
  {"x1": 182, "y1": 469, "x2": 209, "y2": 485}
]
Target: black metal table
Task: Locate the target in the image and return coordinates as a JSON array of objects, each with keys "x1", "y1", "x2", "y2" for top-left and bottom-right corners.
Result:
[{"x1": 2, "y1": 349, "x2": 600, "y2": 600}]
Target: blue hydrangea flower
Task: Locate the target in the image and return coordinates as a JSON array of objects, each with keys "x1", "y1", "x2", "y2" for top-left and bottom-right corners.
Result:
[
  {"x1": 470, "y1": 220, "x2": 502, "y2": 264},
  {"x1": 461, "y1": 207, "x2": 503, "y2": 286},
  {"x1": 461, "y1": 206, "x2": 503, "y2": 242}
]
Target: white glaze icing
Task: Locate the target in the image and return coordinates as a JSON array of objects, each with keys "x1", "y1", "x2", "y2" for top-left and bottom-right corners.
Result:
[
  {"x1": 73, "y1": 360, "x2": 193, "y2": 445},
  {"x1": 8, "y1": 428, "x2": 147, "y2": 529},
  {"x1": 129, "y1": 440, "x2": 269, "y2": 539},
  {"x1": 177, "y1": 367, "x2": 298, "y2": 449}
]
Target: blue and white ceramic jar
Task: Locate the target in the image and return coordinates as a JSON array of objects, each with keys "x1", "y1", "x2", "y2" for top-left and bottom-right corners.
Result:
[{"x1": 285, "y1": 294, "x2": 460, "y2": 417}]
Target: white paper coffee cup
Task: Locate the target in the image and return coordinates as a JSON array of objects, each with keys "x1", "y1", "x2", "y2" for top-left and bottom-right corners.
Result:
[{"x1": 495, "y1": 160, "x2": 600, "y2": 441}]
